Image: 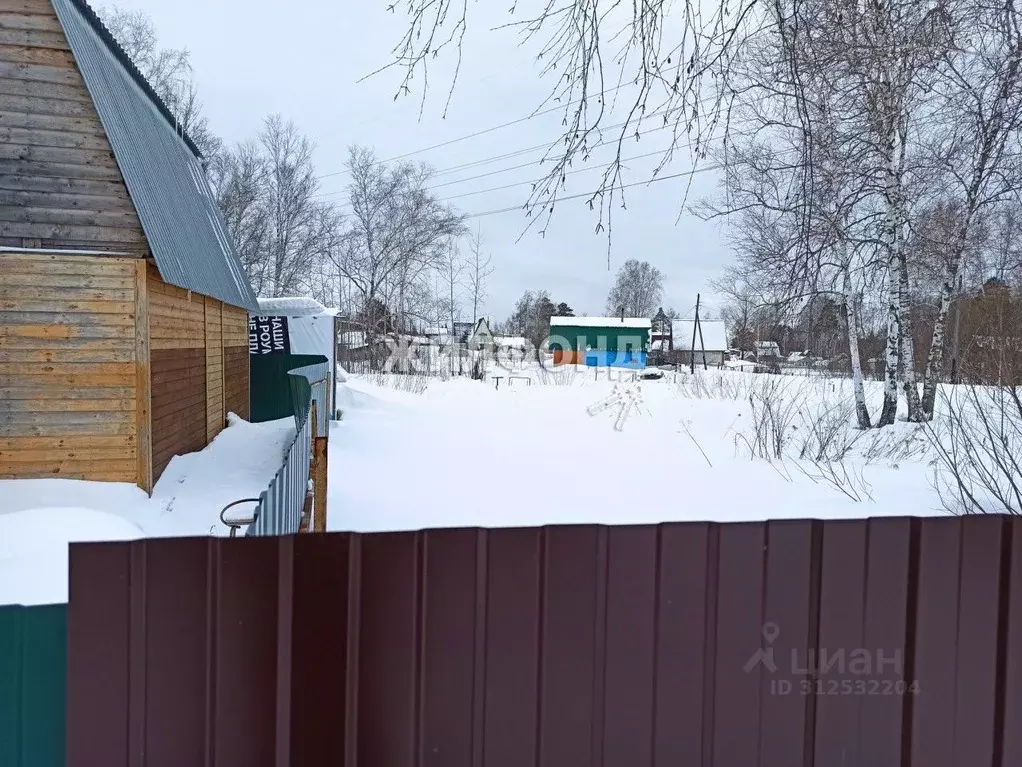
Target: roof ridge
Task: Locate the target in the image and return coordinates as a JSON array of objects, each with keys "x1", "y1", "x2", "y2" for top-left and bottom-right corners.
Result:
[{"x1": 63, "y1": 0, "x2": 203, "y2": 159}]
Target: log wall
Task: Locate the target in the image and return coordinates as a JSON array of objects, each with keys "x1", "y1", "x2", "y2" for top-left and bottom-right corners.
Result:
[
  {"x1": 204, "y1": 296, "x2": 224, "y2": 443},
  {"x1": 0, "y1": 0, "x2": 253, "y2": 489},
  {"x1": 0, "y1": 253, "x2": 138, "y2": 482},
  {"x1": 148, "y1": 265, "x2": 207, "y2": 483},
  {"x1": 0, "y1": 0, "x2": 147, "y2": 252},
  {"x1": 222, "y1": 304, "x2": 250, "y2": 421}
]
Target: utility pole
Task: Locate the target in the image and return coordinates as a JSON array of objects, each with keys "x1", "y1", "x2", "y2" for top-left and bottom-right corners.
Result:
[
  {"x1": 697, "y1": 305, "x2": 708, "y2": 370},
  {"x1": 690, "y1": 294, "x2": 700, "y2": 374}
]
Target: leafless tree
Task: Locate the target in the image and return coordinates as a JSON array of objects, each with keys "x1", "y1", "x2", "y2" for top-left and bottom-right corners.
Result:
[
  {"x1": 928, "y1": 380, "x2": 1022, "y2": 514},
  {"x1": 439, "y1": 239, "x2": 466, "y2": 332},
  {"x1": 99, "y1": 6, "x2": 220, "y2": 158},
  {"x1": 206, "y1": 140, "x2": 270, "y2": 293},
  {"x1": 983, "y1": 207, "x2": 1022, "y2": 286},
  {"x1": 505, "y1": 289, "x2": 556, "y2": 350},
  {"x1": 698, "y1": 0, "x2": 896, "y2": 427},
  {"x1": 466, "y1": 226, "x2": 494, "y2": 324},
  {"x1": 332, "y1": 146, "x2": 466, "y2": 341},
  {"x1": 258, "y1": 115, "x2": 334, "y2": 297},
  {"x1": 712, "y1": 266, "x2": 759, "y2": 348},
  {"x1": 606, "y1": 259, "x2": 664, "y2": 317},
  {"x1": 916, "y1": 0, "x2": 1022, "y2": 418},
  {"x1": 378, "y1": 1, "x2": 757, "y2": 230}
]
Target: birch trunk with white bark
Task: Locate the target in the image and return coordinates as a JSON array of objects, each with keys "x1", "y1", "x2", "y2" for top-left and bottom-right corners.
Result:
[
  {"x1": 878, "y1": 129, "x2": 903, "y2": 427},
  {"x1": 898, "y1": 244, "x2": 923, "y2": 421},
  {"x1": 921, "y1": 223, "x2": 970, "y2": 417},
  {"x1": 843, "y1": 263, "x2": 872, "y2": 428}
]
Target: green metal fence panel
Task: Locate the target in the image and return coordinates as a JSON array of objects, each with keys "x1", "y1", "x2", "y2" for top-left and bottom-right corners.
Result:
[
  {"x1": 247, "y1": 360, "x2": 331, "y2": 537},
  {"x1": 249, "y1": 353, "x2": 327, "y2": 423},
  {"x1": 0, "y1": 604, "x2": 67, "y2": 767}
]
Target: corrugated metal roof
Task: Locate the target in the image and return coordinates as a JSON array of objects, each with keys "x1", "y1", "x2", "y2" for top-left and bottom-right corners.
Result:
[
  {"x1": 549, "y1": 316, "x2": 652, "y2": 328},
  {"x1": 257, "y1": 297, "x2": 329, "y2": 316},
  {"x1": 51, "y1": 0, "x2": 259, "y2": 312}
]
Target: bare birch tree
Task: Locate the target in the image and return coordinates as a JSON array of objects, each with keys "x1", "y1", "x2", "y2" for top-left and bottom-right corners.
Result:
[
  {"x1": 439, "y1": 239, "x2": 466, "y2": 334},
  {"x1": 466, "y1": 226, "x2": 494, "y2": 324},
  {"x1": 206, "y1": 140, "x2": 270, "y2": 293},
  {"x1": 378, "y1": 1, "x2": 757, "y2": 228},
  {"x1": 332, "y1": 146, "x2": 466, "y2": 342},
  {"x1": 606, "y1": 260, "x2": 664, "y2": 317},
  {"x1": 258, "y1": 115, "x2": 334, "y2": 297},
  {"x1": 917, "y1": 0, "x2": 1022, "y2": 418},
  {"x1": 100, "y1": 5, "x2": 220, "y2": 158}
]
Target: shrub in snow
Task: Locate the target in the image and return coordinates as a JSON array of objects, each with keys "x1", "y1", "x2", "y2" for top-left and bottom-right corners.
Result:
[{"x1": 928, "y1": 383, "x2": 1022, "y2": 514}]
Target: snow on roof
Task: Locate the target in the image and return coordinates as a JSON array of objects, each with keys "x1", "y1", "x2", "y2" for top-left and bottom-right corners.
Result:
[
  {"x1": 671, "y1": 320, "x2": 728, "y2": 351},
  {"x1": 549, "y1": 316, "x2": 652, "y2": 329},
  {"x1": 256, "y1": 297, "x2": 329, "y2": 316},
  {"x1": 495, "y1": 336, "x2": 528, "y2": 347}
]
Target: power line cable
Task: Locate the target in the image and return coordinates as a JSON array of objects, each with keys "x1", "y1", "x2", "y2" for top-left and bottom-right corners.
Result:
[
  {"x1": 325, "y1": 102, "x2": 796, "y2": 211},
  {"x1": 317, "y1": 79, "x2": 655, "y2": 180},
  {"x1": 321, "y1": 145, "x2": 677, "y2": 206},
  {"x1": 457, "y1": 163, "x2": 723, "y2": 220},
  {"x1": 322, "y1": 89, "x2": 958, "y2": 216},
  {"x1": 317, "y1": 83, "x2": 950, "y2": 200}
]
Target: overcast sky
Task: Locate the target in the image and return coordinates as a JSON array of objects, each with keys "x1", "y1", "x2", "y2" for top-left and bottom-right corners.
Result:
[{"x1": 108, "y1": 0, "x2": 732, "y2": 321}]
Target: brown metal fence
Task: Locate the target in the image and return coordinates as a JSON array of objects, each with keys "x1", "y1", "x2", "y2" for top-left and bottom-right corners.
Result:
[{"x1": 68, "y1": 516, "x2": 1022, "y2": 767}]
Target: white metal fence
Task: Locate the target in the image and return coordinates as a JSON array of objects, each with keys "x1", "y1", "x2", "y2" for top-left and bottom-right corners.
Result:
[{"x1": 246, "y1": 361, "x2": 330, "y2": 537}]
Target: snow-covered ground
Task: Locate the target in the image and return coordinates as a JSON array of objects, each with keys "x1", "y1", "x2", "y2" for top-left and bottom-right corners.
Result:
[
  {"x1": 0, "y1": 364, "x2": 972, "y2": 606},
  {"x1": 328, "y1": 366, "x2": 945, "y2": 532},
  {"x1": 0, "y1": 414, "x2": 295, "y2": 605}
]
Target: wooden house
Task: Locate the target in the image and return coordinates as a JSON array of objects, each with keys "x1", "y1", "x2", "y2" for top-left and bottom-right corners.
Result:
[
  {"x1": 0, "y1": 0, "x2": 259, "y2": 490},
  {"x1": 548, "y1": 316, "x2": 652, "y2": 368},
  {"x1": 669, "y1": 319, "x2": 729, "y2": 366}
]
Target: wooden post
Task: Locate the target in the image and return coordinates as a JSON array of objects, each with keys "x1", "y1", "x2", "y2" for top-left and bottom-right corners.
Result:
[
  {"x1": 696, "y1": 303, "x2": 708, "y2": 371},
  {"x1": 133, "y1": 260, "x2": 153, "y2": 493},
  {"x1": 690, "y1": 294, "x2": 700, "y2": 374},
  {"x1": 310, "y1": 400, "x2": 329, "y2": 533}
]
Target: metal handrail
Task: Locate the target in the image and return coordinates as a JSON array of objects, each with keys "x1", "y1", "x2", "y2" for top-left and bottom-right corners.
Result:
[{"x1": 220, "y1": 498, "x2": 259, "y2": 538}]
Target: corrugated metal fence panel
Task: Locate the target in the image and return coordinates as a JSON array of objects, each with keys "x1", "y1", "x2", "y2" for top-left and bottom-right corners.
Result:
[
  {"x1": 66, "y1": 538, "x2": 289, "y2": 767},
  {"x1": 66, "y1": 517, "x2": 1022, "y2": 767},
  {"x1": 0, "y1": 604, "x2": 67, "y2": 767}
]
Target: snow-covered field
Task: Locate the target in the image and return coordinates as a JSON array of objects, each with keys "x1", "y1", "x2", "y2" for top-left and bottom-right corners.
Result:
[
  {"x1": 328, "y1": 366, "x2": 944, "y2": 532},
  {"x1": 0, "y1": 364, "x2": 975, "y2": 606}
]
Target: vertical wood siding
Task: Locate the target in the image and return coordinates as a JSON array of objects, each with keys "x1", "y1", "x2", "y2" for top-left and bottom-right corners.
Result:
[
  {"x1": 204, "y1": 297, "x2": 224, "y2": 443},
  {"x1": 0, "y1": 253, "x2": 138, "y2": 481},
  {"x1": 0, "y1": 0, "x2": 147, "y2": 252},
  {"x1": 148, "y1": 265, "x2": 206, "y2": 483},
  {"x1": 222, "y1": 304, "x2": 250, "y2": 421}
]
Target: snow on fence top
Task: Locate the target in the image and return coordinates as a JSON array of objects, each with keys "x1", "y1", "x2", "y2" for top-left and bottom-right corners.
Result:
[
  {"x1": 256, "y1": 296, "x2": 329, "y2": 316},
  {"x1": 549, "y1": 316, "x2": 652, "y2": 329}
]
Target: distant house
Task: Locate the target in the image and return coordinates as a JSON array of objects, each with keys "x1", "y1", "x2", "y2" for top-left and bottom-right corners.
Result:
[
  {"x1": 670, "y1": 320, "x2": 729, "y2": 366},
  {"x1": 467, "y1": 318, "x2": 494, "y2": 349},
  {"x1": 0, "y1": 0, "x2": 258, "y2": 491},
  {"x1": 757, "y1": 341, "x2": 782, "y2": 359},
  {"x1": 494, "y1": 335, "x2": 529, "y2": 355},
  {"x1": 548, "y1": 316, "x2": 652, "y2": 368},
  {"x1": 423, "y1": 320, "x2": 475, "y2": 344}
]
